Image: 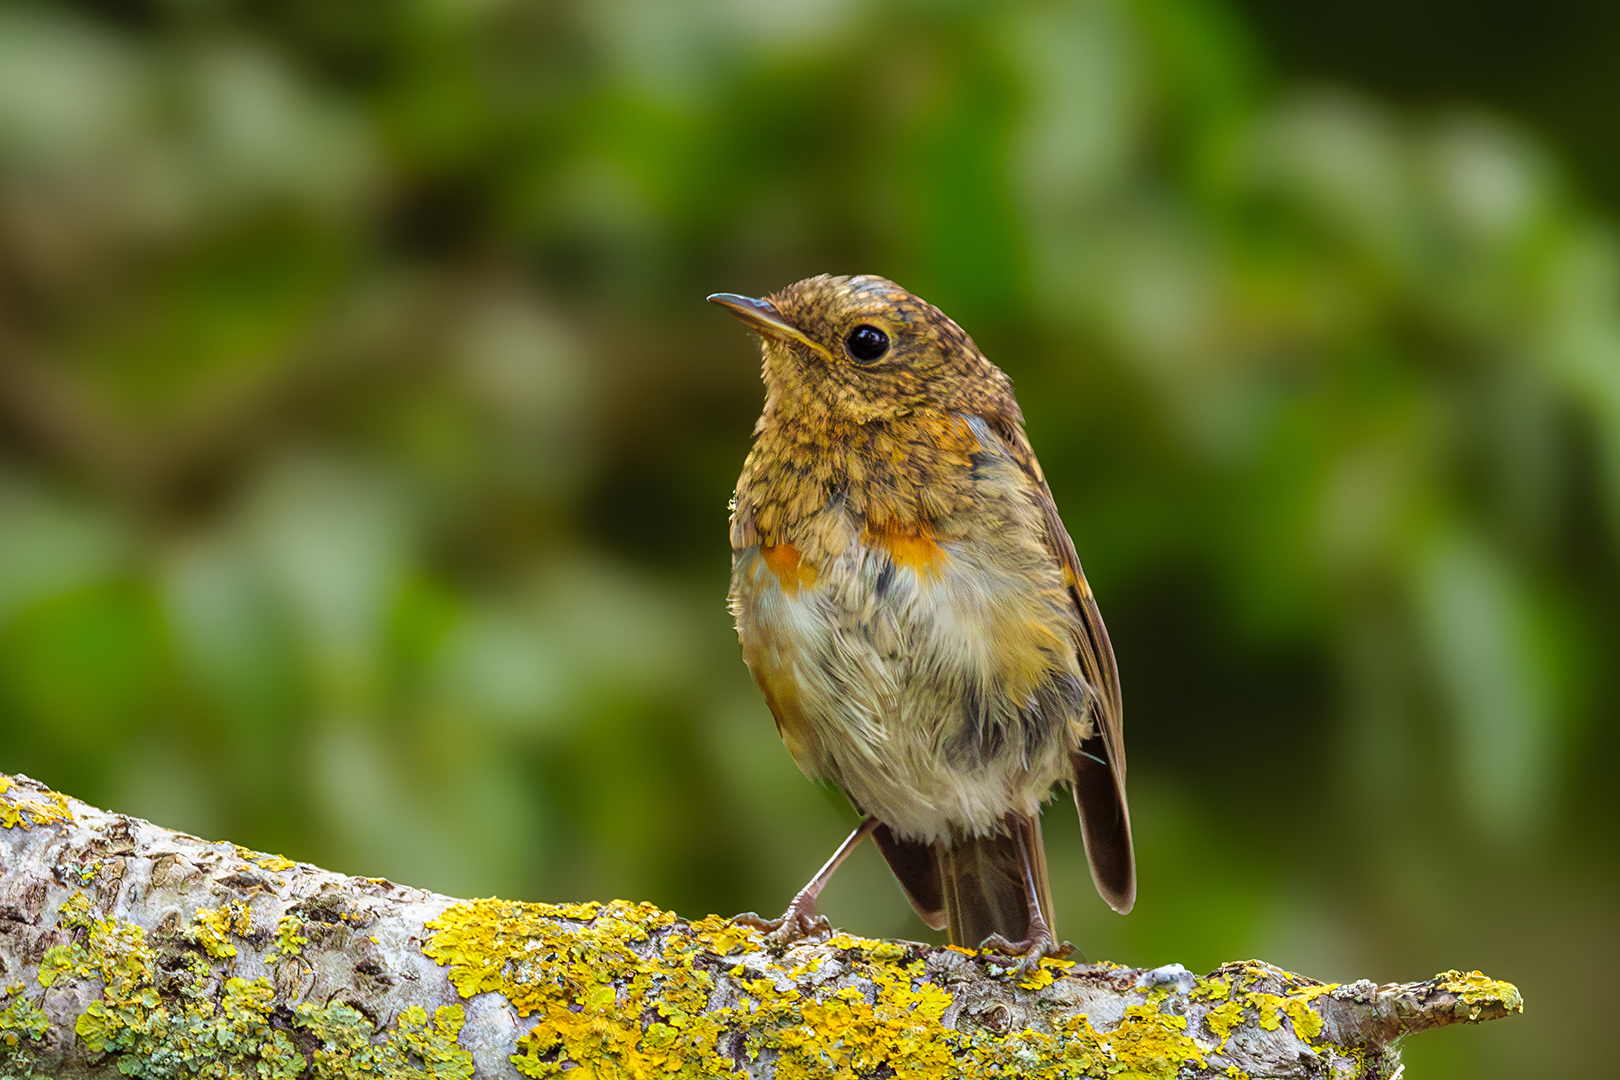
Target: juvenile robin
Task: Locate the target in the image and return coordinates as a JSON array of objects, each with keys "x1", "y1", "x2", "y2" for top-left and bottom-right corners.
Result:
[{"x1": 711, "y1": 274, "x2": 1134, "y2": 967}]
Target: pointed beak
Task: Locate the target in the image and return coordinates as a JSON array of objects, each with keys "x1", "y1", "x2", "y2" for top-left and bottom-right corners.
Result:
[{"x1": 707, "y1": 293, "x2": 831, "y2": 358}]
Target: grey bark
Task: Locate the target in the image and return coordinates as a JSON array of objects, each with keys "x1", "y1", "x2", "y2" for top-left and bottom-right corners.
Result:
[{"x1": 0, "y1": 773, "x2": 1520, "y2": 1079}]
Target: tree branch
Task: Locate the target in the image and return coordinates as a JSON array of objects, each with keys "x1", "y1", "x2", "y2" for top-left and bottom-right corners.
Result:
[{"x1": 0, "y1": 773, "x2": 1520, "y2": 1079}]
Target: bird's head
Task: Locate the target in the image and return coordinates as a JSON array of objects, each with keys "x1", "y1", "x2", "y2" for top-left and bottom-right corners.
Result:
[{"x1": 710, "y1": 274, "x2": 1018, "y2": 427}]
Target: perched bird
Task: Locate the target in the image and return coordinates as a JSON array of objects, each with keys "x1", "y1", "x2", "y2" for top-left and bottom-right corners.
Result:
[{"x1": 711, "y1": 274, "x2": 1134, "y2": 966}]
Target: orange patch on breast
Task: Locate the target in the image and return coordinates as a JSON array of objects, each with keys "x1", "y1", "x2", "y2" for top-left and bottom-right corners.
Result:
[
  {"x1": 760, "y1": 543, "x2": 819, "y2": 596},
  {"x1": 863, "y1": 524, "x2": 948, "y2": 580}
]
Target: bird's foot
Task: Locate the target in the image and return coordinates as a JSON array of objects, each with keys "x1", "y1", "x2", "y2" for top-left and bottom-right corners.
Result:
[
  {"x1": 978, "y1": 929, "x2": 1077, "y2": 977},
  {"x1": 734, "y1": 892, "x2": 831, "y2": 950}
]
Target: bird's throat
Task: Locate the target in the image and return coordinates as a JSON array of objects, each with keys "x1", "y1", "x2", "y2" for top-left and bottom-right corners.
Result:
[{"x1": 733, "y1": 411, "x2": 983, "y2": 549}]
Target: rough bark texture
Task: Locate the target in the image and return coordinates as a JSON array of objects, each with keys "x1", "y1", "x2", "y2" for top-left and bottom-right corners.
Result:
[{"x1": 0, "y1": 773, "x2": 1521, "y2": 1079}]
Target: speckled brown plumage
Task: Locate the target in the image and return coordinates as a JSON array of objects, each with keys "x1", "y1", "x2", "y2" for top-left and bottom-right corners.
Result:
[
  {"x1": 714, "y1": 274, "x2": 1134, "y2": 966},
  {"x1": 731, "y1": 275, "x2": 1020, "y2": 550}
]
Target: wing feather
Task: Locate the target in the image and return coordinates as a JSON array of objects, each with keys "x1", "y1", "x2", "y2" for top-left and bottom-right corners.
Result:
[{"x1": 980, "y1": 415, "x2": 1136, "y2": 914}]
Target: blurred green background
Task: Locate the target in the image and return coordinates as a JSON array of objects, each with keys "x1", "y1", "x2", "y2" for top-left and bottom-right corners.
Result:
[{"x1": 2, "y1": 0, "x2": 1616, "y2": 1075}]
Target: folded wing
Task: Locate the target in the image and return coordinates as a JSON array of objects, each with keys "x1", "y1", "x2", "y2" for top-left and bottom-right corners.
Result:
[{"x1": 988, "y1": 416, "x2": 1136, "y2": 915}]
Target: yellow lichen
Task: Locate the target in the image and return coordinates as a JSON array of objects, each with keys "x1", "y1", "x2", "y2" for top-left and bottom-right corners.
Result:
[
  {"x1": 1280, "y1": 995, "x2": 1325, "y2": 1042},
  {"x1": 1251, "y1": 992, "x2": 1284, "y2": 1032},
  {"x1": 187, "y1": 900, "x2": 253, "y2": 960},
  {"x1": 34, "y1": 891, "x2": 474, "y2": 1079},
  {"x1": 13, "y1": 875, "x2": 1520, "y2": 1080},
  {"x1": 235, "y1": 844, "x2": 299, "y2": 873},
  {"x1": 1014, "y1": 956, "x2": 1073, "y2": 991},
  {"x1": 38, "y1": 893, "x2": 152, "y2": 996},
  {"x1": 1109, "y1": 1004, "x2": 1207, "y2": 1076},
  {"x1": 693, "y1": 913, "x2": 761, "y2": 956},
  {"x1": 295, "y1": 1001, "x2": 473, "y2": 1080},
  {"x1": 422, "y1": 898, "x2": 1219, "y2": 1080},
  {"x1": 1192, "y1": 966, "x2": 1335, "y2": 1051},
  {"x1": 1204, "y1": 999, "x2": 1246, "y2": 1048},
  {"x1": 268, "y1": 914, "x2": 309, "y2": 962},
  {"x1": 0, "y1": 778, "x2": 73, "y2": 831},
  {"x1": 1436, "y1": 970, "x2": 1523, "y2": 1019}
]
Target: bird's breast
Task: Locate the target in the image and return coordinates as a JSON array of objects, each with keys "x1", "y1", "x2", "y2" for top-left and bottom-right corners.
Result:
[{"x1": 728, "y1": 485, "x2": 1088, "y2": 840}]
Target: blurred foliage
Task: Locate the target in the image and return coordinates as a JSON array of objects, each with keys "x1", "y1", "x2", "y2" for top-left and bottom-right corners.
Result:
[
  {"x1": 1234, "y1": 0, "x2": 1620, "y2": 215},
  {"x1": 1, "y1": 1, "x2": 1617, "y2": 1076}
]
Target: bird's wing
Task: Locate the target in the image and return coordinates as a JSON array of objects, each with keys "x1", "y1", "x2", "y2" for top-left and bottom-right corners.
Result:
[{"x1": 980, "y1": 415, "x2": 1136, "y2": 915}]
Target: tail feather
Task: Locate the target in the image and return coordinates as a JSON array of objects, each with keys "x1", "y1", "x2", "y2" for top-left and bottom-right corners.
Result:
[
  {"x1": 1071, "y1": 733, "x2": 1135, "y2": 915},
  {"x1": 935, "y1": 813, "x2": 1052, "y2": 949},
  {"x1": 871, "y1": 822, "x2": 947, "y2": 931}
]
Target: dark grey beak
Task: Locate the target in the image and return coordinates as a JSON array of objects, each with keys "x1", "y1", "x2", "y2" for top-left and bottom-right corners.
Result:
[{"x1": 707, "y1": 293, "x2": 829, "y2": 357}]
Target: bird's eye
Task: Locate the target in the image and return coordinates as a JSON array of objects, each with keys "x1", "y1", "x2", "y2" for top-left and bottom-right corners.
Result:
[{"x1": 845, "y1": 324, "x2": 890, "y2": 363}]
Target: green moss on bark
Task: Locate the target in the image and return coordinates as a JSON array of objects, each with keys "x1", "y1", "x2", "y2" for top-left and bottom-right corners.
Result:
[{"x1": 33, "y1": 892, "x2": 473, "y2": 1079}]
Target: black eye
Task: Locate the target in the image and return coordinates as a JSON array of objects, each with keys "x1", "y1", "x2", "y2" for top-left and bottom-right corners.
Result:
[{"x1": 845, "y1": 324, "x2": 890, "y2": 363}]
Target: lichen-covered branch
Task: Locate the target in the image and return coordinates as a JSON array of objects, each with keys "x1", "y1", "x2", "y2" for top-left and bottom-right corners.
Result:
[{"x1": 0, "y1": 774, "x2": 1520, "y2": 1079}]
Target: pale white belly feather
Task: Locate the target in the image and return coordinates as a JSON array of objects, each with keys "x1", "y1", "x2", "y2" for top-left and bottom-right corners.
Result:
[{"x1": 735, "y1": 516, "x2": 1087, "y2": 842}]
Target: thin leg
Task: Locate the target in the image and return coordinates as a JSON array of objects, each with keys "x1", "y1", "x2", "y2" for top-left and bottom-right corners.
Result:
[
  {"x1": 979, "y1": 815, "x2": 1076, "y2": 973},
  {"x1": 736, "y1": 818, "x2": 879, "y2": 948}
]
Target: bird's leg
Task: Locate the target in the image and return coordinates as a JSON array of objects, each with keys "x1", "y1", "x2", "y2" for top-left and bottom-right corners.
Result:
[
  {"x1": 979, "y1": 814, "x2": 1077, "y2": 974},
  {"x1": 736, "y1": 817, "x2": 879, "y2": 948}
]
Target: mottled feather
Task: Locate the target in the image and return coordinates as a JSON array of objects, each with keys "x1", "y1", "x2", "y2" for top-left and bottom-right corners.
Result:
[{"x1": 723, "y1": 274, "x2": 1136, "y2": 949}]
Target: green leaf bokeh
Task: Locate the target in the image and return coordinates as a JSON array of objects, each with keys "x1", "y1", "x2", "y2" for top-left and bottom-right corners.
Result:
[{"x1": 2, "y1": 2, "x2": 1616, "y2": 1076}]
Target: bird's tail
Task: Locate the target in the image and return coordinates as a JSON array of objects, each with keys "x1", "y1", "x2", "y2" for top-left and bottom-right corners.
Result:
[
  {"x1": 937, "y1": 812, "x2": 1053, "y2": 948},
  {"x1": 871, "y1": 813, "x2": 1052, "y2": 948}
]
